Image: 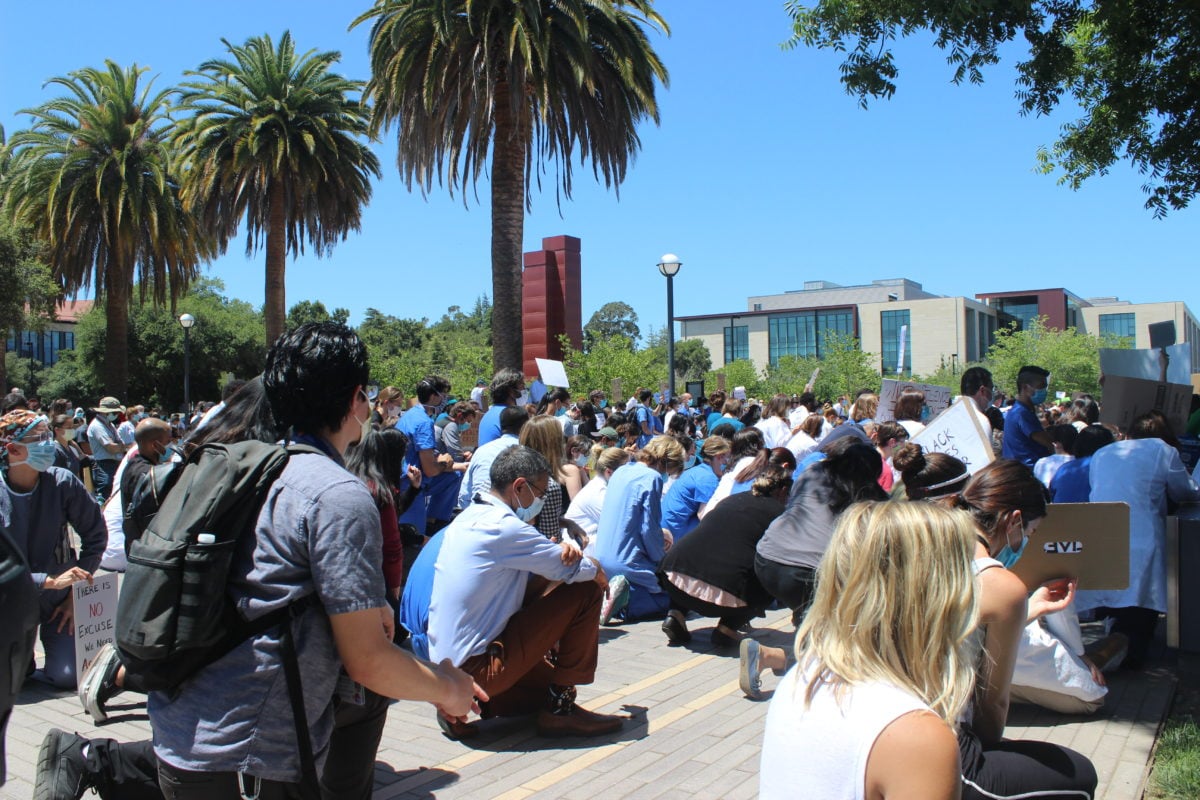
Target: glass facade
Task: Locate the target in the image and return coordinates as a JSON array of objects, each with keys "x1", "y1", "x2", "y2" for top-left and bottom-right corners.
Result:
[
  {"x1": 6, "y1": 329, "x2": 76, "y2": 366},
  {"x1": 1098, "y1": 313, "x2": 1136, "y2": 344},
  {"x1": 724, "y1": 325, "x2": 749, "y2": 363},
  {"x1": 767, "y1": 309, "x2": 854, "y2": 365},
  {"x1": 992, "y1": 296, "x2": 1040, "y2": 330},
  {"x1": 880, "y1": 310, "x2": 911, "y2": 376}
]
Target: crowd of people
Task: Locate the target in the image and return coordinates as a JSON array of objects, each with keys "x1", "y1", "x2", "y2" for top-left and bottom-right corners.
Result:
[{"x1": 3, "y1": 328, "x2": 1199, "y2": 799}]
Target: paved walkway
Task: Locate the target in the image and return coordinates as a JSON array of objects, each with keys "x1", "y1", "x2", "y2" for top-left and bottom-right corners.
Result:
[{"x1": 3, "y1": 609, "x2": 1175, "y2": 799}]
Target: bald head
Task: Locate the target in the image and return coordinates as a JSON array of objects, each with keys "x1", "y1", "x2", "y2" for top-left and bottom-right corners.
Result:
[{"x1": 134, "y1": 417, "x2": 172, "y2": 451}]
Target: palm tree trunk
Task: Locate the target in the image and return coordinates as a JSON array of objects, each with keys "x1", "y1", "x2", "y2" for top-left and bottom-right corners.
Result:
[
  {"x1": 0, "y1": 337, "x2": 7, "y2": 397},
  {"x1": 103, "y1": 272, "x2": 130, "y2": 399},
  {"x1": 264, "y1": 179, "x2": 288, "y2": 347},
  {"x1": 490, "y1": 79, "x2": 525, "y2": 374}
]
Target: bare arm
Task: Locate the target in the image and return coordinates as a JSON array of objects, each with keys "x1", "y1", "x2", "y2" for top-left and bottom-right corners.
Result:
[
  {"x1": 973, "y1": 567, "x2": 1028, "y2": 744},
  {"x1": 865, "y1": 711, "x2": 961, "y2": 800},
  {"x1": 1030, "y1": 429, "x2": 1055, "y2": 450}
]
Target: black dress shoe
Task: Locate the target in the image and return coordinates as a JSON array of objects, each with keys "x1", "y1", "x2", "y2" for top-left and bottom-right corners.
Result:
[{"x1": 662, "y1": 613, "x2": 692, "y2": 645}]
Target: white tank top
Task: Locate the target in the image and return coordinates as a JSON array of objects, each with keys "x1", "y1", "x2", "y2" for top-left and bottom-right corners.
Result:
[{"x1": 760, "y1": 664, "x2": 930, "y2": 800}]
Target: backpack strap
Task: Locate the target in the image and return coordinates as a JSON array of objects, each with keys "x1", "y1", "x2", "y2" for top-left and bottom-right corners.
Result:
[{"x1": 277, "y1": 598, "x2": 321, "y2": 789}]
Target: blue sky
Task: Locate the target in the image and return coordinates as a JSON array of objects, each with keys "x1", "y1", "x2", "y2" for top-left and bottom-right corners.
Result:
[{"x1": 2, "y1": 1, "x2": 1196, "y2": 340}]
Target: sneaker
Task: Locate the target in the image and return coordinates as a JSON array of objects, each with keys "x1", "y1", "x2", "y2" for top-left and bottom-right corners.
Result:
[
  {"x1": 661, "y1": 612, "x2": 692, "y2": 646},
  {"x1": 536, "y1": 705, "x2": 623, "y2": 737},
  {"x1": 600, "y1": 575, "x2": 630, "y2": 625},
  {"x1": 34, "y1": 729, "x2": 90, "y2": 800},
  {"x1": 739, "y1": 639, "x2": 763, "y2": 700},
  {"x1": 1086, "y1": 632, "x2": 1130, "y2": 673},
  {"x1": 78, "y1": 642, "x2": 122, "y2": 723}
]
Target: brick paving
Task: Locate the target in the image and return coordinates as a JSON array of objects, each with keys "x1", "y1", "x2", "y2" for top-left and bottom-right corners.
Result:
[{"x1": 2, "y1": 608, "x2": 1175, "y2": 799}]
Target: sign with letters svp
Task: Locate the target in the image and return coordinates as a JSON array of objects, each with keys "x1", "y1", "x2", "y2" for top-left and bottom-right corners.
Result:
[{"x1": 73, "y1": 573, "x2": 118, "y2": 682}]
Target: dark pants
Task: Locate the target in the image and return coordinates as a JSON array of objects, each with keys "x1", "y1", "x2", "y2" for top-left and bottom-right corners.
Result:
[
  {"x1": 93, "y1": 458, "x2": 121, "y2": 501},
  {"x1": 320, "y1": 688, "x2": 390, "y2": 800},
  {"x1": 64, "y1": 738, "x2": 162, "y2": 800},
  {"x1": 959, "y1": 726, "x2": 1097, "y2": 799},
  {"x1": 753, "y1": 554, "x2": 816, "y2": 627},
  {"x1": 461, "y1": 580, "x2": 602, "y2": 718},
  {"x1": 157, "y1": 759, "x2": 315, "y2": 800},
  {"x1": 1092, "y1": 606, "x2": 1159, "y2": 669},
  {"x1": 659, "y1": 575, "x2": 763, "y2": 630}
]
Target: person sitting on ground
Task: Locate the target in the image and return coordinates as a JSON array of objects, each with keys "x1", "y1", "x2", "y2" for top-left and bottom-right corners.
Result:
[
  {"x1": 784, "y1": 413, "x2": 823, "y2": 461},
  {"x1": 519, "y1": 416, "x2": 589, "y2": 544},
  {"x1": 565, "y1": 447, "x2": 632, "y2": 554},
  {"x1": 1048, "y1": 424, "x2": 1115, "y2": 503},
  {"x1": 891, "y1": 441, "x2": 969, "y2": 501},
  {"x1": 477, "y1": 368, "x2": 526, "y2": 447},
  {"x1": 759, "y1": 501, "x2": 980, "y2": 800},
  {"x1": 701, "y1": 427, "x2": 764, "y2": 517},
  {"x1": 371, "y1": 386, "x2": 405, "y2": 429},
  {"x1": 754, "y1": 394, "x2": 793, "y2": 449},
  {"x1": 0, "y1": 410, "x2": 105, "y2": 690},
  {"x1": 661, "y1": 436, "x2": 731, "y2": 541},
  {"x1": 456, "y1": 406, "x2": 529, "y2": 511},
  {"x1": 1033, "y1": 423, "x2": 1078, "y2": 488},
  {"x1": 427, "y1": 445, "x2": 622, "y2": 739},
  {"x1": 871, "y1": 420, "x2": 908, "y2": 492},
  {"x1": 658, "y1": 465, "x2": 792, "y2": 649},
  {"x1": 849, "y1": 392, "x2": 878, "y2": 426},
  {"x1": 593, "y1": 436, "x2": 687, "y2": 626},
  {"x1": 435, "y1": 401, "x2": 475, "y2": 468}
]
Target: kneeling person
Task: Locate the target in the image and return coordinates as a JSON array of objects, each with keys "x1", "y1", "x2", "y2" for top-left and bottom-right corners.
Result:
[{"x1": 429, "y1": 446, "x2": 622, "y2": 738}]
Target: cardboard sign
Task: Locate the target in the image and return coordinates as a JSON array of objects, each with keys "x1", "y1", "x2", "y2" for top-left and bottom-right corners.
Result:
[
  {"x1": 806, "y1": 368, "x2": 820, "y2": 392},
  {"x1": 733, "y1": 386, "x2": 747, "y2": 400},
  {"x1": 877, "y1": 379, "x2": 953, "y2": 422},
  {"x1": 1098, "y1": 375, "x2": 1192, "y2": 434},
  {"x1": 910, "y1": 398, "x2": 994, "y2": 474},
  {"x1": 1101, "y1": 345, "x2": 1191, "y2": 385},
  {"x1": 611, "y1": 378, "x2": 623, "y2": 405},
  {"x1": 1149, "y1": 320, "x2": 1177, "y2": 350},
  {"x1": 1010, "y1": 503, "x2": 1130, "y2": 592},
  {"x1": 73, "y1": 573, "x2": 119, "y2": 682},
  {"x1": 535, "y1": 358, "x2": 569, "y2": 389}
]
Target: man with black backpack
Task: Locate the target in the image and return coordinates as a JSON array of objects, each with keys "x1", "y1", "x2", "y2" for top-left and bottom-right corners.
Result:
[{"x1": 145, "y1": 324, "x2": 482, "y2": 798}]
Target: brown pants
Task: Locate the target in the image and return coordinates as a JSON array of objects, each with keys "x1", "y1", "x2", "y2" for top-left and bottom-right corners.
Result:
[{"x1": 461, "y1": 580, "x2": 603, "y2": 718}]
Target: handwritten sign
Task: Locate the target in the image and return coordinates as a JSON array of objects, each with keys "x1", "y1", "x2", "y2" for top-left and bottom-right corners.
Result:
[
  {"x1": 535, "y1": 358, "x2": 569, "y2": 389},
  {"x1": 910, "y1": 398, "x2": 994, "y2": 474},
  {"x1": 73, "y1": 573, "x2": 118, "y2": 682},
  {"x1": 877, "y1": 379, "x2": 953, "y2": 422}
]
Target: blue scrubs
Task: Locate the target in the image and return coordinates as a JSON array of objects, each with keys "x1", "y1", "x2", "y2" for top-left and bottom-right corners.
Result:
[
  {"x1": 594, "y1": 461, "x2": 671, "y2": 620},
  {"x1": 1001, "y1": 402, "x2": 1051, "y2": 468},
  {"x1": 661, "y1": 463, "x2": 720, "y2": 540},
  {"x1": 477, "y1": 405, "x2": 504, "y2": 447},
  {"x1": 1050, "y1": 455, "x2": 1092, "y2": 503},
  {"x1": 400, "y1": 530, "x2": 445, "y2": 661},
  {"x1": 396, "y1": 408, "x2": 437, "y2": 534}
]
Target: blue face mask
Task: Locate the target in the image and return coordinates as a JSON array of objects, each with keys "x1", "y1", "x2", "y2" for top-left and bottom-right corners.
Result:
[
  {"x1": 1030, "y1": 389, "x2": 1048, "y2": 405},
  {"x1": 457, "y1": 422, "x2": 471, "y2": 432},
  {"x1": 555, "y1": 407, "x2": 567, "y2": 417},
  {"x1": 997, "y1": 534, "x2": 1029, "y2": 569},
  {"x1": 513, "y1": 484, "x2": 544, "y2": 523},
  {"x1": 599, "y1": 400, "x2": 608, "y2": 409},
  {"x1": 15, "y1": 437, "x2": 57, "y2": 472}
]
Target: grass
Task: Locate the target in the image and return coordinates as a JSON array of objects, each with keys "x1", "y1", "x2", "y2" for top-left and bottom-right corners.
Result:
[{"x1": 1148, "y1": 672, "x2": 1200, "y2": 800}]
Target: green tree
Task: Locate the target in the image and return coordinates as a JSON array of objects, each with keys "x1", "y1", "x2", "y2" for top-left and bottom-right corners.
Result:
[
  {"x1": 644, "y1": 326, "x2": 710, "y2": 385},
  {"x1": 786, "y1": 1, "x2": 1200, "y2": 215},
  {"x1": 173, "y1": 32, "x2": 380, "y2": 346},
  {"x1": 814, "y1": 332, "x2": 881, "y2": 401},
  {"x1": 3, "y1": 61, "x2": 211, "y2": 397},
  {"x1": 0, "y1": 220, "x2": 58, "y2": 394},
  {"x1": 355, "y1": 0, "x2": 670, "y2": 372},
  {"x1": 559, "y1": 334, "x2": 662, "y2": 399},
  {"x1": 983, "y1": 317, "x2": 1122, "y2": 399},
  {"x1": 704, "y1": 359, "x2": 765, "y2": 400},
  {"x1": 585, "y1": 302, "x2": 642, "y2": 352},
  {"x1": 287, "y1": 299, "x2": 350, "y2": 329}
]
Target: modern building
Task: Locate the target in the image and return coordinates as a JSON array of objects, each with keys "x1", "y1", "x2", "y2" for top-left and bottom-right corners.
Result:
[
  {"x1": 5, "y1": 300, "x2": 94, "y2": 368},
  {"x1": 678, "y1": 279, "x2": 1200, "y2": 378}
]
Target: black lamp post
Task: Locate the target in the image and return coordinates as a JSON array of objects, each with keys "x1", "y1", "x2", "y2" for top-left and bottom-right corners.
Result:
[
  {"x1": 657, "y1": 253, "x2": 682, "y2": 399},
  {"x1": 179, "y1": 313, "x2": 195, "y2": 412}
]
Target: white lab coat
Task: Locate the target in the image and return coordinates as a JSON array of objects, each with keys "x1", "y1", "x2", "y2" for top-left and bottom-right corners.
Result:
[
  {"x1": 1076, "y1": 438, "x2": 1200, "y2": 613},
  {"x1": 754, "y1": 416, "x2": 792, "y2": 449}
]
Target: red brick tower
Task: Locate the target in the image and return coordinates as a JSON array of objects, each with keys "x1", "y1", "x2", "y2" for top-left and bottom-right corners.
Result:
[{"x1": 522, "y1": 235, "x2": 583, "y2": 380}]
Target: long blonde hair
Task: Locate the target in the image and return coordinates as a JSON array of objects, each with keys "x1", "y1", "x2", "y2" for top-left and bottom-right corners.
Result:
[
  {"x1": 794, "y1": 501, "x2": 979, "y2": 726},
  {"x1": 520, "y1": 415, "x2": 565, "y2": 479}
]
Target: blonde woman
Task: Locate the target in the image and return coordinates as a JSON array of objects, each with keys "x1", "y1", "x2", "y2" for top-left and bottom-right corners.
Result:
[
  {"x1": 565, "y1": 446, "x2": 633, "y2": 553},
  {"x1": 372, "y1": 386, "x2": 405, "y2": 429},
  {"x1": 760, "y1": 501, "x2": 980, "y2": 800},
  {"x1": 518, "y1": 416, "x2": 587, "y2": 542}
]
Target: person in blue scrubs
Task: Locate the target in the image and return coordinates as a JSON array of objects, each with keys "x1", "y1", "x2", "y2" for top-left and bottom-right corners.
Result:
[
  {"x1": 1049, "y1": 424, "x2": 1116, "y2": 502},
  {"x1": 1001, "y1": 365, "x2": 1055, "y2": 468},
  {"x1": 662, "y1": 437, "x2": 731, "y2": 541},
  {"x1": 396, "y1": 376, "x2": 453, "y2": 535},
  {"x1": 477, "y1": 368, "x2": 526, "y2": 447},
  {"x1": 594, "y1": 436, "x2": 687, "y2": 621}
]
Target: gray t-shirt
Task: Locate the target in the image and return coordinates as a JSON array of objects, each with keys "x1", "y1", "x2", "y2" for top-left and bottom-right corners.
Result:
[
  {"x1": 150, "y1": 451, "x2": 386, "y2": 782},
  {"x1": 755, "y1": 466, "x2": 839, "y2": 570}
]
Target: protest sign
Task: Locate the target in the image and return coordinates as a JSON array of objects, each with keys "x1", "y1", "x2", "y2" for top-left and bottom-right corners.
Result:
[
  {"x1": 876, "y1": 379, "x2": 953, "y2": 422},
  {"x1": 910, "y1": 398, "x2": 994, "y2": 474},
  {"x1": 733, "y1": 386, "x2": 747, "y2": 400},
  {"x1": 611, "y1": 378, "x2": 623, "y2": 405},
  {"x1": 1099, "y1": 375, "x2": 1191, "y2": 433},
  {"x1": 1010, "y1": 503, "x2": 1130, "y2": 592},
  {"x1": 1149, "y1": 320, "x2": 1177, "y2": 350},
  {"x1": 535, "y1": 358, "x2": 569, "y2": 389},
  {"x1": 73, "y1": 573, "x2": 118, "y2": 681},
  {"x1": 1100, "y1": 344, "x2": 1191, "y2": 385}
]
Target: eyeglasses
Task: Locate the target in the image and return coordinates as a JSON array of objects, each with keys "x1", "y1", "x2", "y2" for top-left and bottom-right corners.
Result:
[
  {"x1": 19, "y1": 429, "x2": 52, "y2": 445},
  {"x1": 522, "y1": 479, "x2": 549, "y2": 500}
]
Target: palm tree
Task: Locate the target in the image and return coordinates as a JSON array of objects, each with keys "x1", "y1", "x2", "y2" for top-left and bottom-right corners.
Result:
[
  {"x1": 172, "y1": 32, "x2": 381, "y2": 347},
  {"x1": 353, "y1": 0, "x2": 669, "y2": 372},
  {"x1": 2, "y1": 62, "x2": 210, "y2": 398}
]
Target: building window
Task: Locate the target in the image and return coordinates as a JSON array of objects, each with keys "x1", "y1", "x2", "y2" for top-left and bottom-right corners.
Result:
[
  {"x1": 991, "y1": 296, "x2": 1040, "y2": 331},
  {"x1": 724, "y1": 325, "x2": 749, "y2": 363},
  {"x1": 966, "y1": 309, "x2": 978, "y2": 363},
  {"x1": 767, "y1": 309, "x2": 855, "y2": 365},
  {"x1": 880, "y1": 310, "x2": 912, "y2": 376},
  {"x1": 1099, "y1": 312, "x2": 1136, "y2": 344},
  {"x1": 752, "y1": 303, "x2": 762, "y2": 311}
]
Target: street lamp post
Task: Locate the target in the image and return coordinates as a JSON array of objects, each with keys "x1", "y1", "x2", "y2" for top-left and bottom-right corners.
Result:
[
  {"x1": 179, "y1": 313, "x2": 196, "y2": 413},
  {"x1": 657, "y1": 254, "x2": 682, "y2": 399}
]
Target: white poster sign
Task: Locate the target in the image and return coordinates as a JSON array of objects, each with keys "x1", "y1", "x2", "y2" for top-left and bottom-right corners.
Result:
[
  {"x1": 1100, "y1": 344, "x2": 1191, "y2": 385},
  {"x1": 911, "y1": 398, "x2": 995, "y2": 474},
  {"x1": 534, "y1": 359, "x2": 569, "y2": 389},
  {"x1": 896, "y1": 325, "x2": 907, "y2": 375},
  {"x1": 73, "y1": 573, "x2": 119, "y2": 682},
  {"x1": 877, "y1": 379, "x2": 953, "y2": 422}
]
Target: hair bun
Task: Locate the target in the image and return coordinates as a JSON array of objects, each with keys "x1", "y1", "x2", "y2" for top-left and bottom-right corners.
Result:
[{"x1": 891, "y1": 442, "x2": 925, "y2": 475}]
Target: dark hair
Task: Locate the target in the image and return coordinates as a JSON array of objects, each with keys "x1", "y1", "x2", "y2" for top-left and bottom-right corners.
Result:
[
  {"x1": 1062, "y1": 396, "x2": 1099, "y2": 426},
  {"x1": 576, "y1": 401, "x2": 597, "y2": 426},
  {"x1": 489, "y1": 368, "x2": 526, "y2": 405},
  {"x1": 736, "y1": 445, "x2": 796, "y2": 484},
  {"x1": 798, "y1": 392, "x2": 817, "y2": 411},
  {"x1": 264, "y1": 323, "x2": 369, "y2": 435},
  {"x1": 638, "y1": 388, "x2": 653, "y2": 403},
  {"x1": 874, "y1": 420, "x2": 908, "y2": 447},
  {"x1": 490, "y1": 445, "x2": 550, "y2": 491},
  {"x1": 710, "y1": 422, "x2": 737, "y2": 440},
  {"x1": 1, "y1": 393, "x2": 28, "y2": 414},
  {"x1": 187, "y1": 376, "x2": 279, "y2": 454},
  {"x1": 221, "y1": 379, "x2": 248, "y2": 403},
  {"x1": 566, "y1": 434, "x2": 592, "y2": 458},
  {"x1": 1048, "y1": 423, "x2": 1078, "y2": 452},
  {"x1": 49, "y1": 398, "x2": 72, "y2": 418},
  {"x1": 536, "y1": 386, "x2": 571, "y2": 415},
  {"x1": 1128, "y1": 409, "x2": 1180, "y2": 449},
  {"x1": 667, "y1": 412, "x2": 694, "y2": 437},
  {"x1": 893, "y1": 389, "x2": 926, "y2": 423},
  {"x1": 670, "y1": 432, "x2": 694, "y2": 456},
  {"x1": 960, "y1": 366, "x2": 993, "y2": 398},
  {"x1": 815, "y1": 438, "x2": 887, "y2": 513},
  {"x1": 345, "y1": 427, "x2": 409, "y2": 506},
  {"x1": 416, "y1": 375, "x2": 449, "y2": 404},
  {"x1": 1016, "y1": 365, "x2": 1050, "y2": 391},
  {"x1": 605, "y1": 410, "x2": 628, "y2": 429},
  {"x1": 739, "y1": 403, "x2": 762, "y2": 427},
  {"x1": 499, "y1": 406, "x2": 530, "y2": 435},
  {"x1": 1073, "y1": 424, "x2": 1115, "y2": 458},
  {"x1": 708, "y1": 390, "x2": 726, "y2": 408},
  {"x1": 955, "y1": 459, "x2": 1048, "y2": 537},
  {"x1": 892, "y1": 442, "x2": 968, "y2": 500},
  {"x1": 751, "y1": 463, "x2": 794, "y2": 498},
  {"x1": 730, "y1": 427, "x2": 765, "y2": 461}
]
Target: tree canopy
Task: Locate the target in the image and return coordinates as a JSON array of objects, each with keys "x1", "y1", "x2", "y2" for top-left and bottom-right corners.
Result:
[
  {"x1": 0, "y1": 219, "x2": 58, "y2": 393},
  {"x1": 786, "y1": 0, "x2": 1200, "y2": 215},
  {"x1": 585, "y1": 301, "x2": 642, "y2": 351}
]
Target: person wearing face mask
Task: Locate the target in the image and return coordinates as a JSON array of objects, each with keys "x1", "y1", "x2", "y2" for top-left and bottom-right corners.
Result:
[
  {"x1": 372, "y1": 386, "x2": 406, "y2": 429},
  {"x1": 661, "y1": 436, "x2": 731, "y2": 543},
  {"x1": 427, "y1": 445, "x2": 622, "y2": 739},
  {"x1": 116, "y1": 405, "x2": 145, "y2": 446},
  {"x1": 0, "y1": 410, "x2": 106, "y2": 689},
  {"x1": 436, "y1": 402, "x2": 476, "y2": 467},
  {"x1": 395, "y1": 375, "x2": 457, "y2": 537},
  {"x1": 1001, "y1": 365, "x2": 1054, "y2": 468},
  {"x1": 50, "y1": 414, "x2": 89, "y2": 479},
  {"x1": 86, "y1": 397, "x2": 129, "y2": 501}
]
